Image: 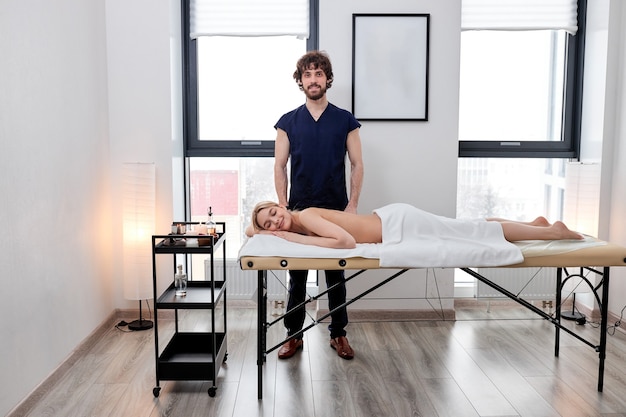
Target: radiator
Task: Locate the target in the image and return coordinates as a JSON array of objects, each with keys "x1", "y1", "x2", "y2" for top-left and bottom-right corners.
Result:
[
  {"x1": 205, "y1": 259, "x2": 287, "y2": 301},
  {"x1": 474, "y1": 267, "x2": 557, "y2": 300}
]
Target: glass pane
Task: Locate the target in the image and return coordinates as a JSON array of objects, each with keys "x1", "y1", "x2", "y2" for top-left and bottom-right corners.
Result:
[
  {"x1": 457, "y1": 158, "x2": 566, "y2": 221},
  {"x1": 459, "y1": 31, "x2": 566, "y2": 142},
  {"x1": 197, "y1": 36, "x2": 306, "y2": 141},
  {"x1": 455, "y1": 158, "x2": 567, "y2": 295},
  {"x1": 188, "y1": 157, "x2": 320, "y2": 286},
  {"x1": 189, "y1": 157, "x2": 276, "y2": 259}
]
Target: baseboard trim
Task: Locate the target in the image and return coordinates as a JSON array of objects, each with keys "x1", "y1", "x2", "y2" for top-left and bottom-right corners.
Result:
[
  {"x1": 7, "y1": 310, "x2": 122, "y2": 417},
  {"x1": 317, "y1": 308, "x2": 456, "y2": 322}
]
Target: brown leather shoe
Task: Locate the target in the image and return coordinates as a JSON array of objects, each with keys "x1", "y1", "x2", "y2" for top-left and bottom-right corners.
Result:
[
  {"x1": 278, "y1": 338, "x2": 303, "y2": 359},
  {"x1": 330, "y1": 336, "x2": 354, "y2": 360}
]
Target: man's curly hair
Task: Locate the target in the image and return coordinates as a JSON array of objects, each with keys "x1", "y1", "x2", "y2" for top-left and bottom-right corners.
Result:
[{"x1": 293, "y1": 50, "x2": 334, "y2": 90}]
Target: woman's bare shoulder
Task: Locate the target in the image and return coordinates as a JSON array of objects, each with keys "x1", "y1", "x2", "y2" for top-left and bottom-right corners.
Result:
[
  {"x1": 301, "y1": 207, "x2": 336, "y2": 216},
  {"x1": 299, "y1": 208, "x2": 349, "y2": 224}
]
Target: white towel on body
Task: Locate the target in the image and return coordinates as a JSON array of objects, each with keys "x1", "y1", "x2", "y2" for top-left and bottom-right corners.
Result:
[{"x1": 373, "y1": 203, "x2": 524, "y2": 268}]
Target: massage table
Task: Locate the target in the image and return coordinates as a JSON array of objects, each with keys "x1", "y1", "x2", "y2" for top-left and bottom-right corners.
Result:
[{"x1": 238, "y1": 231, "x2": 626, "y2": 399}]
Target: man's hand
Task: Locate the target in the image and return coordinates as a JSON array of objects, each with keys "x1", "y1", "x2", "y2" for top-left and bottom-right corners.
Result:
[{"x1": 344, "y1": 203, "x2": 357, "y2": 214}]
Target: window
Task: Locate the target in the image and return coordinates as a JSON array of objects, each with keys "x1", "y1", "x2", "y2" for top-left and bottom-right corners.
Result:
[
  {"x1": 458, "y1": 0, "x2": 586, "y2": 158},
  {"x1": 457, "y1": 158, "x2": 566, "y2": 221},
  {"x1": 182, "y1": 0, "x2": 317, "y2": 157},
  {"x1": 188, "y1": 157, "x2": 275, "y2": 259},
  {"x1": 456, "y1": 1, "x2": 585, "y2": 293},
  {"x1": 456, "y1": 1, "x2": 586, "y2": 221},
  {"x1": 195, "y1": 36, "x2": 306, "y2": 145},
  {"x1": 181, "y1": 0, "x2": 318, "y2": 258}
]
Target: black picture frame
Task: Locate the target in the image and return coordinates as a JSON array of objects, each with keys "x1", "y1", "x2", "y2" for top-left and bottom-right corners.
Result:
[{"x1": 352, "y1": 13, "x2": 430, "y2": 121}]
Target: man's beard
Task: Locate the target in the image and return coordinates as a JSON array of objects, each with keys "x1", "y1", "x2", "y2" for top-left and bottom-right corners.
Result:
[{"x1": 304, "y1": 83, "x2": 326, "y2": 100}]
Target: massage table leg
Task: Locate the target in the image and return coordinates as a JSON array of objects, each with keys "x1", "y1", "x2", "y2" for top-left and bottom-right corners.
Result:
[
  {"x1": 254, "y1": 268, "x2": 409, "y2": 398},
  {"x1": 257, "y1": 270, "x2": 266, "y2": 399},
  {"x1": 463, "y1": 266, "x2": 610, "y2": 392},
  {"x1": 556, "y1": 266, "x2": 609, "y2": 392},
  {"x1": 555, "y1": 268, "x2": 562, "y2": 358},
  {"x1": 598, "y1": 266, "x2": 610, "y2": 392}
]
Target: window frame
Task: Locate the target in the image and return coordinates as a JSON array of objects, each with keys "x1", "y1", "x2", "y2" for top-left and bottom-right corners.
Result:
[
  {"x1": 458, "y1": 0, "x2": 587, "y2": 159},
  {"x1": 181, "y1": 1, "x2": 586, "y2": 159},
  {"x1": 180, "y1": 0, "x2": 319, "y2": 158}
]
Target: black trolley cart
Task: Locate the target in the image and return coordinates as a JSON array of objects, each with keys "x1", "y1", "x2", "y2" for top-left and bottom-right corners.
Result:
[{"x1": 150, "y1": 222, "x2": 227, "y2": 397}]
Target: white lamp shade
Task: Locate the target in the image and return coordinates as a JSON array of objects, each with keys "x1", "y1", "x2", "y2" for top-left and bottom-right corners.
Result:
[{"x1": 122, "y1": 163, "x2": 156, "y2": 301}]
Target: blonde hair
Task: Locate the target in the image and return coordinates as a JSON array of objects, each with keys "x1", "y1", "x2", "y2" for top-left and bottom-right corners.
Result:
[{"x1": 251, "y1": 201, "x2": 280, "y2": 231}]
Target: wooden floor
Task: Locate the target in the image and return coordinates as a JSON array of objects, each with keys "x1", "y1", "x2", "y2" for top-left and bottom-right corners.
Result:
[{"x1": 13, "y1": 301, "x2": 626, "y2": 417}]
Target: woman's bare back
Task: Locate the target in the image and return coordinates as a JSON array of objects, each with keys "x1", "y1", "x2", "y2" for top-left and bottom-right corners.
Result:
[{"x1": 307, "y1": 208, "x2": 383, "y2": 244}]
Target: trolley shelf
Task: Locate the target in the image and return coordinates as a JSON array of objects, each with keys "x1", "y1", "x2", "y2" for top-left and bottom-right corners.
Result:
[
  {"x1": 153, "y1": 233, "x2": 225, "y2": 254},
  {"x1": 156, "y1": 281, "x2": 225, "y2": 309},
  {"x1": 158, "y1": 332, "x2": 227, "y2": 381}
]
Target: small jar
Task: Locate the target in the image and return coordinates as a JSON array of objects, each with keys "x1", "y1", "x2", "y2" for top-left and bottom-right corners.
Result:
[{"x1": 174, "y1": 265, "x2": 187, "y2": 296}]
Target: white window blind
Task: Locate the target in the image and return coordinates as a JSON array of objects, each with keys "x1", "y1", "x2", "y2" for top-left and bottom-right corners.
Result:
[
  {"x1": 190, "y1": 0, "x2": 309, "y2": 38},
  {"x1": 462, "y1": 0, "x2": 578, "y2": 34}
]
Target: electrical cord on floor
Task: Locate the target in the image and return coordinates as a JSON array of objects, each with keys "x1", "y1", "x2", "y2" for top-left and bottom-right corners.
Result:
[
  {"x1": 114, "y1": 299, "x2": 153, "y2": 332},
  {"x1": 144, "y1": 298, "x2": 153, "y2": 321},
  {"x1": 583, "y1": 304, "x2": 626, "y2": 332},
  {"x1": 607, "y1": 305, "x2": 626, "y2": 336},
  {"x1": 114, "y1": 299, "x2": 152, "y2": 333},
  {"x1": 115, "y1": 320, "x2": 132, "y2": 332}
]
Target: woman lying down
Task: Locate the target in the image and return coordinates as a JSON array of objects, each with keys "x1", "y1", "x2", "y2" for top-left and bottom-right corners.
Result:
[{"x1": 246, "y1": 201, "x2": 583, "y2": 250}]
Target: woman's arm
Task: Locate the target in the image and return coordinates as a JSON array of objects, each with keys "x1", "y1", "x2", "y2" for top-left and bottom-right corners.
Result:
[{"x1": 245, "y1": 224, "x2": 275, "y2": 238}]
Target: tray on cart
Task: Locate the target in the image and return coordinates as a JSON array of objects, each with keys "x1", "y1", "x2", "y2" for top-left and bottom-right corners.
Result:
[
  {"x1": 156, "y1": 281, "x2": 225, "y2": 309},
  {"x1": 153, "y1": 233, "x2": 225, "y2": 254},
  {"x1": 158, "y1": 332, "x2": 227, "y2": 381}
]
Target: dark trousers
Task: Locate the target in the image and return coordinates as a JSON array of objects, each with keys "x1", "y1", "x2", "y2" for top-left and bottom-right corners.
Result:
[{"x1": 284, "y1": 269, "x2": 348, "y2": 339}]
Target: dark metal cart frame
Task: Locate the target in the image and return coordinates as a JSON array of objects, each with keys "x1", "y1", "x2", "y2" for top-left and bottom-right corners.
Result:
[{"x1": 151, "y1": 222, "x2": 227, "y2": 398}]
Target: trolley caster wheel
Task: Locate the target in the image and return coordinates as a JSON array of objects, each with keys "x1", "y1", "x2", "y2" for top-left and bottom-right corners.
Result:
[
  {"x1": 153, "y1": 387, "x2": 161, "y2": 397},
  {"x1": 208, "y1": 387, "x2": 217, "y2": 397}
]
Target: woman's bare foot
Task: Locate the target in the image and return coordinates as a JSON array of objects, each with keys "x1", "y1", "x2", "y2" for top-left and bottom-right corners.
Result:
[{"x1": 552, "y1": 221, "x2": 584, "y2": 240}]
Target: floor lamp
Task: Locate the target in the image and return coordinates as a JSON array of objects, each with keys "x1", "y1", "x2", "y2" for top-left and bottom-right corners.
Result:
[
  {"x1": 122, "y1": 162, "x2": 155, "y2": 331},
  {"x1": 561, "y1": 292, "x2": 586, "y2": 322},
  {"x1": 561, "y1": 273, "x2": 589, "y2": 324}
]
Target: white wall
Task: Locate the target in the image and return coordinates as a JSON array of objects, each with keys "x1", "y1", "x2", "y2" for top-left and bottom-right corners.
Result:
[
  {"x1": 0, "y1": 1, "x2": 112, "y2": 414},
  {"x1": 603, "y1": 1, "x2": 626, "y2": 317},
  {"x1": 573, "y1": 0, "x2": 626, "y2": 316},
  {"x1": 105, "y1": 0, "x2": 181, "y2": 309},
  {"x1": 0, "y1": 0, "x2": 180, "y2": 414},
  {"x1": 568, "y1": 0, "x2": 610, "y2": 309},
  {"x1": 318, "y1": 0, "x2": 461, "y2": 310}
]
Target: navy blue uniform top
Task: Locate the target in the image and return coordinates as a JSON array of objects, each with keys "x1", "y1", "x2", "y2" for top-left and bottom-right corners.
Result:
[{"x1": 275, "y1": 103, "x2": 361, "y2": 211}]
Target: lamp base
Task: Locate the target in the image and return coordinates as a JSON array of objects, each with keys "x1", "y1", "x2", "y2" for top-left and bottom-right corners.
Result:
[
  {"x1": 561, "y1": 311, "x2": 585, "y2": 321},
  {"x1": 128, "y1": 319, "x2": 154, "y2": 331}
]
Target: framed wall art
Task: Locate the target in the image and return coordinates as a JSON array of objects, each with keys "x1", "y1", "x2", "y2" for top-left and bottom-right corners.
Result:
[{"x1": 352, "y1": 14, "x2": 430, "y2": 121}]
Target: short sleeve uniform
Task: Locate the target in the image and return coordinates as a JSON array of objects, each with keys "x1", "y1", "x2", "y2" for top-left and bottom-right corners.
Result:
[{"x1": 275, "y1": 103, "x2": 361, "y2": 211}]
